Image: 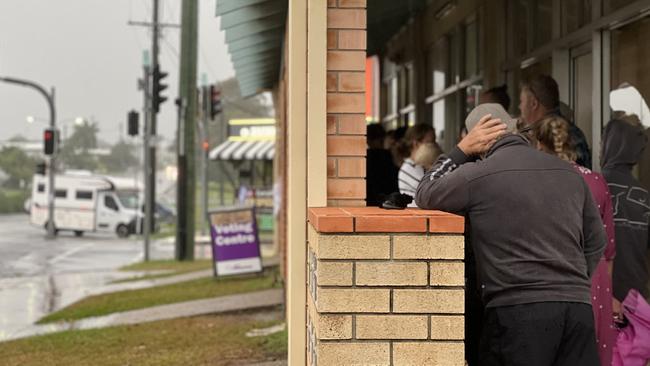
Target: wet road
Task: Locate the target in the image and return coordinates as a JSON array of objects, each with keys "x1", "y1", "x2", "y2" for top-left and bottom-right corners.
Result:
[{"x1": 0, "y1": 214, "x2": 172, "y2": 341}]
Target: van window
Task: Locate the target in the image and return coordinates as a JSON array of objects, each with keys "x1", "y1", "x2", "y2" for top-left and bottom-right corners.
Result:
[
  {"x1": 55, "y1": 189, "x2": 67, "y2": 198},
  {"x1": 76, "y1": 190, "x2": 93, "y2": 200},
  {"x1": 104, "y1": 196, "x2": 119, "y2": 211},
  {"x1": 37, "y1": 184, "x2": 45, "y2": 192}
]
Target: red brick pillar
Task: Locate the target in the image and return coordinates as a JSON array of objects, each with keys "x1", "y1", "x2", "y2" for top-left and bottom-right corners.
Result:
[{"x1": 326, "y1": 0, "x2": 367, "y2": 207}]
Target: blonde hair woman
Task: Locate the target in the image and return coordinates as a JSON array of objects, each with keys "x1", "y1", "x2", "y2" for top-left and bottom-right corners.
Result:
[{"x1": 532, "y1": 115, "x2": 617, "y2": 366}]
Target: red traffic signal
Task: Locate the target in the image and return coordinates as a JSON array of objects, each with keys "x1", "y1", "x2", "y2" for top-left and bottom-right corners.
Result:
[
  {"x1": 210, "y1": 85, "x2": 222, "y2": 119},
  {"x1": 44, "y1": 128, "x2": 58, "y2": 155}
]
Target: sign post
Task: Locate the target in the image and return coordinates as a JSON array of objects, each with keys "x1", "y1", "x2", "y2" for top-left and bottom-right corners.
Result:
[{"x1": 208, "y1": 206, "x2": 262, "y2": 276}]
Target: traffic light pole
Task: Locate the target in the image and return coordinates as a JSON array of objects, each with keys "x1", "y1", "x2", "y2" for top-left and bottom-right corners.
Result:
[
  {"x1": 142, "y1": 62, "x2": 152, "y2": 261},
  {"x1": 149, "y1": 0, "x2": 160, "y2": 244},
  {"x1": 0, "y1": 77, "x2": 57, "y2": 239},
  {"x1": 199, "y1": 85, "x2": 209, "y2": 236}
]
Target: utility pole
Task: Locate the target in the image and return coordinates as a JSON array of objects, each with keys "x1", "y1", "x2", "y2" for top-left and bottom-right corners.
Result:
[
  {"x1": 141, "y1": 51, "x2": 152, "y2": 261},
  {"x1": 0, "y1": 77, "x2": 57, "y2": 239},
  {"x1": 149, "y1": 0, "x2": 160, "y2": 244},
  {"x1": 176, "y1": 0, "x2": 198, "y2": 261}
]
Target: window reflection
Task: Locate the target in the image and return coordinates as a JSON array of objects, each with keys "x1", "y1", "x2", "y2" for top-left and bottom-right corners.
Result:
[{"x1": 611, "y1": 17, "x2": 650, "y2": 189}]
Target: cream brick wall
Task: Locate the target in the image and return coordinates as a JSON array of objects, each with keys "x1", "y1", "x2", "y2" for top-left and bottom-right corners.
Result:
[{"x1": 307, "y1": 227, "x2": 465, "y2": 365}]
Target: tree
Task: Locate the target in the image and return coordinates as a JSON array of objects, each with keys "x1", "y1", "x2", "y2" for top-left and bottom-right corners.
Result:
[
  {"x1": 59, "y1": 120, "x2": 100, "y2": 171},
  {"x1": 100, "y1": 140, "x2": 139, "y2": 173},
  {"x1": 0, "y1": 146, "x2": 37, "y2": 189}
]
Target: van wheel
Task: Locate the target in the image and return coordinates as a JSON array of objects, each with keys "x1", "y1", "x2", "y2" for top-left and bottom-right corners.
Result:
[
  {"x1": 74, "y1": 231, "x2": 84, "y2": 237},
  {"x1": 116, "y1": 224, "x2": 130, "y2": 238}
]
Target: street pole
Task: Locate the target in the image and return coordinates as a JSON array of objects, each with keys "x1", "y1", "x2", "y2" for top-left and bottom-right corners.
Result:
[
  {"x1": 0, "y1": 77, "x2": 57, "y2": 239},
  {"x1": 176, "y1": 0, "x2": 198, "y2": 261},
  {"x1": 149, "y1": 0, "x2": 160, "y2": 241},
  {"x1": 142, "y1": 51, "x2": 152, "y2": 261},
  {"x1": 199, "y1": 82, "x2": 209, "y2": 236}
]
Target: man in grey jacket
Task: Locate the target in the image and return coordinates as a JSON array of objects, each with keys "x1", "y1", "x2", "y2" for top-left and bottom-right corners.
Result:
[{"x1": 416, "y1": 103, "x2": 606, "y2": 365}]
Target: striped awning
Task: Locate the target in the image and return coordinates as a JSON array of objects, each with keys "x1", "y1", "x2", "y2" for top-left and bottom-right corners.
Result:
[{"x1": 209, "y1": 140, "x2": 275, "y2": 161}]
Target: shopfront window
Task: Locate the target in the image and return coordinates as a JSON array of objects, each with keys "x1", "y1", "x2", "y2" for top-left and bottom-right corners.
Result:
[
  {"x1": 605, "y1": 0, "x2": 638, "y2": 14},
  {"x1": 382, "y1": 59, "x2": 399, "y2": 129},
  {"x1": 611, "y1": 17, "x2": 650, "y2": 188},
  {"x1": 510, "y1": 0, "x2": 553, "y2": 56},
  {"x1": 562, "y1": 0, "x2": 591, "y2": 34},
  {"x1": 464, "y1": 19, "x2": 479, "y2": 79}
]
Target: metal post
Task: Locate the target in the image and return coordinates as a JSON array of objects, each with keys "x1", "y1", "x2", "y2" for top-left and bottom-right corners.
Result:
[
  {"x1": 149, "y1": 0, "x2": 160, "y2": 240},
  {"x1": 143, "y1": 58, "x2": 152, "y2": 261},
  {"x1": 200, "y1": 85, "x2": 209, "y2": 236},
  {"x1": 47, "y1": 87, "x2": 57, "y2": 239},
  {"x1": 0, "y1": 77, "x2": 57, "y2": 239}
]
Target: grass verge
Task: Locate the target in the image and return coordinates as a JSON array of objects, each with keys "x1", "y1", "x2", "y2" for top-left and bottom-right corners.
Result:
[
  {"x1": 112, "y1": 259, "x2": 213, "y2": 283},
  {"x1": 39, "y1": 268, "x2": 280, "y2": 324},
  {"x1": 0, "y1": 310, "x2": 287, "y2": 366}
]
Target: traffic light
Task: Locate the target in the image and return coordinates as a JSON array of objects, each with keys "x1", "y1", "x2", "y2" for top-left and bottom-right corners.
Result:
[
  {"x1": 209, "y1": 85, "x2": 222, "y2": 120},
  {"x1": 127, "y1": 110, "x2": 139, "y2": 136},
  {"x1": 44, "y1": 128, "x2": 58, "y2": 155},
  {"x1": 152, "y1": 66, "x2": 168, "y2": 114},
  {"x1": 36, "y1": 161, "x2": 46, "y2": 175}
]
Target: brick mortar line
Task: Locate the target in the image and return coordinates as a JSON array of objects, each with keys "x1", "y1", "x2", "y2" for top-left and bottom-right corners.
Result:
[
  {"x1": 352, "y1": 314, "x2": 357, "y2": 339},
  {"x1": 389, "y1": 235, "x2": 394, "y2": 259},
  {"x1": 317, "y1": 339, "x2": 463, "y2": 343},
  {"x1": 327, "y1": 27, "x2": 367, "y2": 31},
  {"x1": 317, "y1": 285, "x2": 464, "y2": 290},
  {"x1": 428, "y1": 315, "x2": 432, "y2": 340},
  {"x1": 389, "y1": 340, "x2": 394, "y2": 366},
  {"x1": 315, "y1": 233, "x2": 463, "y2": 238},
  {"x1": 352, "y1": 261, "x2": 357, "y2": 287},
  {"x1": 316, "y1": 312, "x2": 465, "y2": 316},
  {"x1": 389, "y1": 289, "x2": 394, "y2": 312},
  {"x1": 317, "y1": 258, "x2": 464, "y2": 263}
]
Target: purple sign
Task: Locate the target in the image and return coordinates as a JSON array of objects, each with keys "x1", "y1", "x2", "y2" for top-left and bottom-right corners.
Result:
[{"x1": 209, "y1": 207, "x2": 262, "y2": 276}]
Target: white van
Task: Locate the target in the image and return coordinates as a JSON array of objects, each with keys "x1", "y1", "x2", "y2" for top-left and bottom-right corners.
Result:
[{"x1": 30, "y1": 173, "x2": 143, "y2": 238}]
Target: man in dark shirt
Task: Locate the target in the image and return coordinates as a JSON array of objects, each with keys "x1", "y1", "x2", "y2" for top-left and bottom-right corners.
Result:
[
  {"x1": 519, "y1": 74, "x2": 592, "y2": 169},
  {"x1": 416, "y1": 103, "x2": 606, "y2": 365}
]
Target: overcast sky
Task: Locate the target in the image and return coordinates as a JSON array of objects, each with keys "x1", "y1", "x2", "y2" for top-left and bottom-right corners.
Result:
[{"x1": 0, "y1": 0, "x2": 234, "y2": 144}]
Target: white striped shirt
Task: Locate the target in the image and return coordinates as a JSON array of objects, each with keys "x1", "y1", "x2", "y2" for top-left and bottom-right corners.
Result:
[{"x1": 398, "y1": 158, "x2": 424, "y2": 207}]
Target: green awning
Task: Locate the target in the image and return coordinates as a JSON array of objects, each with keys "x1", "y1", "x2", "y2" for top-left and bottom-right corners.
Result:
[{"x1": 216, "y1": 0, "x2": 287, "y2": 97}]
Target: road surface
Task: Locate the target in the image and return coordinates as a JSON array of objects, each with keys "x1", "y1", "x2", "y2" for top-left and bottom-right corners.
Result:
[{"x1": 0, "y1": 214, "x2": 172, "y2": 341}]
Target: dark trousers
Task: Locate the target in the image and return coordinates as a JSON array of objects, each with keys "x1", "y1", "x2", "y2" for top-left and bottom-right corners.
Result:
[{"x1": 479, "y1": 302, "x2": 600, "y2": 366}]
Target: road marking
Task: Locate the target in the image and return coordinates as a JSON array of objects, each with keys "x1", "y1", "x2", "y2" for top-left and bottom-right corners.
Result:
[{"x1": 49, "y1": 243, "x2": 95, "y2": 264}]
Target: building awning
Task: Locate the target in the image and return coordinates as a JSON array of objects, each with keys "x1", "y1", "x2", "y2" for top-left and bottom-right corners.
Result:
[
  {"x1": 216, "y1": 0, "x2": 287, "y2": 97},
  {"x1": 209, "y1": 140, "x2": 275, "y2": 161}
]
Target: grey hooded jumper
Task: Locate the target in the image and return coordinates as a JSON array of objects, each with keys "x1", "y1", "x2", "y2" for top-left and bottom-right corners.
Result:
[
  {"x1": 601, "y1": 119, "x2": 650, "y2": 301},
  {"x1": 415, "y1": 134, "x2": 606, "y2": 308}
]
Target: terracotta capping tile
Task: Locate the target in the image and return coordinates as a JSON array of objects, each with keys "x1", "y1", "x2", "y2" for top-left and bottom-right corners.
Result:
[
  {"x1": 308, "y1": 207, "x2": 354, "y2": 233},
  {"x1": 355, "y1": 216, "x2": 427, "y2": 233},
  {"x1": 428, "y1": 215, "x2": 465, "y2": 234}
]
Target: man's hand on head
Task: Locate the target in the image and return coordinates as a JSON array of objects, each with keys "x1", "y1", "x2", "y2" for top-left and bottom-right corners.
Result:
[{"x1": 457, "y1": 114, "x2": 507, "y2": 156}]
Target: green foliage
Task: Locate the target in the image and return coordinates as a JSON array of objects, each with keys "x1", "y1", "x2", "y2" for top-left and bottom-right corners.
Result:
[
  {"x1": 0, "y1": 313, "x2": 286, "y2": 366},
  {"x1": 0, "y1": 146, "x2": 38, "y2": 189},
  {"x1": 38, "y1": 268, "x2": 279, "y2": 323},
  {"x1": 59, "y1": 120, "x2": 100, "y2": 170},
  {"x1": 0, "y1": 189, "x2": 28, "y2": 213},
  {"x1": 100, "y1": 139, "x2": 138, "y2": 173}
]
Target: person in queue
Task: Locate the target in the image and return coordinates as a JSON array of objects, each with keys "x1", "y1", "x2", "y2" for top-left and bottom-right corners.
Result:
[
  {"x1": 531, "y1": 115, "x2": 617, "y2": 366},
  {"x1": 416, "y1": 103, "x2": 605, "y2": 365},
  {"x1": 519, "y1": 74, "x2": 592, "y2": 169}
]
